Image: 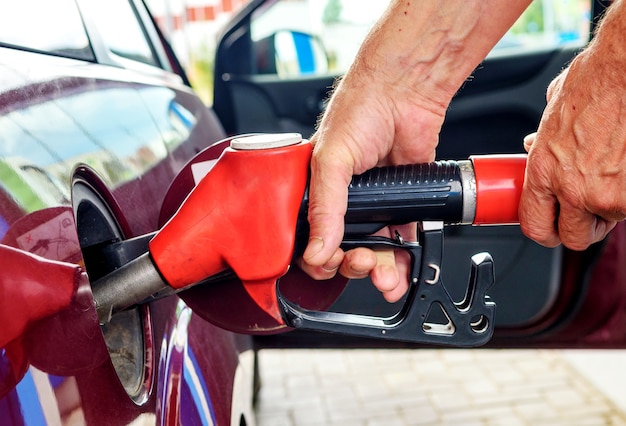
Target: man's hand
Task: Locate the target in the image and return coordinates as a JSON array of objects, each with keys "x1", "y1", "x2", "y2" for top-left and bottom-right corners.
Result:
[
  {"x1": 298, "y1": 0, "x2": 530, "y2": 300},
  {"x1": 298, "y1": 69, "x2": 443, "y2": 302},
  {"x1": 519, "y1": 0, "x2": 626, "y2": 250}
]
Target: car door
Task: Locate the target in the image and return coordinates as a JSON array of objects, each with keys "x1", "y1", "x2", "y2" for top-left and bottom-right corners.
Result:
[{"x1": 211, "y1": 0, "x2": 626, "y2": 349}]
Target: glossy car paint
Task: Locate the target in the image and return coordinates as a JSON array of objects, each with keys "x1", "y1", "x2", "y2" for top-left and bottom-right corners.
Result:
[{"x1": 0, "y1": 14, "x2": 255, "y2": 426}]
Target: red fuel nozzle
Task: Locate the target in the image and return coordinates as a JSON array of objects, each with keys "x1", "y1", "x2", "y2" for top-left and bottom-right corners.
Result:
[
  {"x1": 149, "y1": 134, "x2": 312, "y2": 322},
  {"x1": 0, "y1": 245, "x2": 80, "y2": 348}
]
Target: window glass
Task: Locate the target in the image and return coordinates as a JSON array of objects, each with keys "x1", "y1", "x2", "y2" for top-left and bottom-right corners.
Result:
[
  {"x1": 490, "y1": 0, "x2": 591, "y2": 58},
  {"x1": 89, "y1": 0, "x2": 159, "y2": 67},
  {"x1": 0, "y1": 0, "x2": 93, "y2": 61},
  {"x1": 251, "y1": 0, "x2": 591, "y2": 77}
]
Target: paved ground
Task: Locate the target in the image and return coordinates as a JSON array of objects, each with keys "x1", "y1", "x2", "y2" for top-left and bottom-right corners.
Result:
[{"x1": 254, "y1": 349, "x2": 626, "y2": 426}]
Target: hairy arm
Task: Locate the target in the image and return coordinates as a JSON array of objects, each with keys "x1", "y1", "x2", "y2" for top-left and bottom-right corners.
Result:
[{"x1": 301, "y1": 0, "x2": 531, "y2": 300}]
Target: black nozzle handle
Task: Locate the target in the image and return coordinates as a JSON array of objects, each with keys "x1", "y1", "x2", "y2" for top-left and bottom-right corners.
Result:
[
  {"x1": 296, "y1": 160, "x2": 476, "y2": 249},
  {"x1": 344, "y1": 160, "x2": 476, "y2": 234}
]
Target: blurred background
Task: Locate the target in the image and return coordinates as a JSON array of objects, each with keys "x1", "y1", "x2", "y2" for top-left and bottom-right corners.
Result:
[{"x1": 145, "y1": 0, "x2": 590, "y2": 104}]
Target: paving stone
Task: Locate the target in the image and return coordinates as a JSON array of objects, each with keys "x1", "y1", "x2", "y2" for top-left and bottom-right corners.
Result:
[
  {"x1": 254, "y1": 349, "x2": 626, "y2": 426},
  {"x1": 327, "y1": 420, "x2": 366, "y2": 426},
  {"x1": 608, "y1": 414, "x2": 626, "y2": 425},
  {"x1": 461, "y1": 377, "x2": 499, "y2": 396},
  {"x1": 291, "y1": 405, "x2": 328, "y2": 425},
  {"x1": 486, "y1": 415, "x2": 526, "y2": 426},
  {"x1": 255, "y1": 412, "x2": 293, "y2": 426},
  {"x1": 400, "y1": 403, "x2": 439, "y2": 425},
  {"x1": 428, "y1": 388, "x2": 473, "y2": 412},
  {"x1": 543, "y1": 387, "x2": 588, "y2": 407},
  {"x1": 366, "y1": 415, "x2": 406, "y2": 426},
  {"x1": 513, "y1": 399, "x2": 563, "y2": 423}
]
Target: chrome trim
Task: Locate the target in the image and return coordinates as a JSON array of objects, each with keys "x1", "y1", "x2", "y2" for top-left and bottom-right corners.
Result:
[{"x1": 458, "y1": 160, "x2": 476, "y2": 224}]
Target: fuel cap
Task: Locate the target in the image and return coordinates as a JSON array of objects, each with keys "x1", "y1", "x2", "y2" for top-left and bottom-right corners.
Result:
[{"x1": 230, "y1": 133, "x2": 303, "y2": 150}]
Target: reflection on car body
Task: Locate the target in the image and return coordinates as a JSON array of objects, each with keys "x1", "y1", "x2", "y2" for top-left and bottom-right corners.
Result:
[{"x1": 0, "y1": 1, "x2": 254, "y2": 425}]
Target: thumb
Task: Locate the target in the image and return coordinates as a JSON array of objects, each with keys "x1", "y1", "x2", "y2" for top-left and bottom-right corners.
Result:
[
  {"x1": 523, "y1": 132, "x2": 536, "y2": 152},
  {"x1": 303, "y1": 144, "x2": 353, "y2": 267}
]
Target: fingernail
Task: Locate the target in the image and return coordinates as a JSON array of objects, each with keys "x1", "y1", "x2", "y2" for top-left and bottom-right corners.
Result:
[
  {"x1": 374, "y1": 264, "x2": 400, "y2": 291},
  {"x1": 303, "y1": 237, "x2": 324, "y2": 262},
  {"x1": 523, "y1": 133, "x2": 536, "y2": 146},
  {"x1": 322, "y1": 264, "x2": 339, "y2": 273},
  {"x1": 349, "y1": 265, "x2": 370, "y2": 275}
]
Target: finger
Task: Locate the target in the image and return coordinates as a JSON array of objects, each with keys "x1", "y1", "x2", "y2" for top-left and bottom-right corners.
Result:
[
  {"x1": 519, "y1": 192, "x2": 561, "y2": 248},
  {"x1": 296, "y1": 247, "x2": 345, "y2": 280},
  {"x1": 338, "y1": 247, "x2": 377, "y2": 279},
  {"x1": 519, "y1": 163, "x2": 561, "y2": 248},
  {"x1": 379, "y1": 278, "x2": 409, "y2": 303},
  {"x1": 370, "y1": 249, "x2": 398, "y2": 292},
  {"x1": 370, "y1": 249, "x2": 407, "y2": 303},
  {"x1": 523, "y1": 133, "x2": 536, "y2": 152},
  {"x1": 383, "y1": 248, "x2": 411, "y2": 303},
  {"x1": 368, "y1": 224, "x2": 413, "y2": 302},
  {"x1": 302, "y1": 144, "x2": 353, "y2": 268},
  {"x1": 557, "y1": 199, "x2": 617, "y2": 251}
]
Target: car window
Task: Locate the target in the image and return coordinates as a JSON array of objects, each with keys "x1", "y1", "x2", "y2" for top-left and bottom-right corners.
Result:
[
  {"x1": 490, "y1": 0, "x2": 591, "y2": 58},
  {"x1": 0, "y1": 0, "x2": 94, "y2": 61},
  {"x1": 87, "y1": 0, "x2": 160, "y2": 67},
  {"x1": 251, "y1": 0, "x2": 591, "y2": 78}
]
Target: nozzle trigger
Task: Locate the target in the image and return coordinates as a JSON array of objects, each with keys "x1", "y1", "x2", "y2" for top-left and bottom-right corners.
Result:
[{"x1": 277, "y1": 222, "x2": 496, "y2": 347}]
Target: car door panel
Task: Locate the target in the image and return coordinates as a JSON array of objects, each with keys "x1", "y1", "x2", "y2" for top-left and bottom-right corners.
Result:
[
  {"x1": 224, "y1": 74, "x2": 333, "y2": 136},
  {"x1": 440, "y1": 49, "x2": 579, "y2": 157}
]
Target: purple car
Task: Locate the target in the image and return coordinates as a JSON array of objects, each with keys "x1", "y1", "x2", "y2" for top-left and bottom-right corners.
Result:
[{"x1": 2, "y1": 0, "x2": 626, "y2": 425}]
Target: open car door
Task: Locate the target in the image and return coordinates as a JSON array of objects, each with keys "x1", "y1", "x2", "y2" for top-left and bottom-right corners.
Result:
[{"x1": 211, "y1": 0, "x2": 626, "y2": 349}]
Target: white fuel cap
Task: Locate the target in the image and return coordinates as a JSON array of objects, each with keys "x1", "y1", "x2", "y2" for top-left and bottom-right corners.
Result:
[{"x1": 230, "y1": 133, "x2": 302, "y2": 150}]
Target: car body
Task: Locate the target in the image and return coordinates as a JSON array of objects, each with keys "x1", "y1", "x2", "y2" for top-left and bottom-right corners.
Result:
[
  {"x1": 0, "y1": 1, "x2": 255, "y2": 425},
  {"x1": 2, "y1": 0, "x2": 626, "y2": 425}
]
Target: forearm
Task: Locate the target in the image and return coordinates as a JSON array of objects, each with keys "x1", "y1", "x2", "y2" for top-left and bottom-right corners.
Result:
[{"x1": 347, "y1": 0, "x2": 531, "y2": 107}]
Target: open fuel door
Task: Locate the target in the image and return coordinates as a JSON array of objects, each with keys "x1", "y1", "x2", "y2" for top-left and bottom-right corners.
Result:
[{"x1": 212, "y1": 0, "x2": 626, "y2": 349}]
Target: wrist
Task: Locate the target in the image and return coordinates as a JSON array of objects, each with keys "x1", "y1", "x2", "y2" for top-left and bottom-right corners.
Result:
[
  {"x1": 582, "y1": 0, "x2": 626, "y2": 79},
  {"x1": 351, "y1": 3, "x2": 468, "y2": 109},
  {"x1": 346, "y1": 0, "x2": 530, "y2": 110}
]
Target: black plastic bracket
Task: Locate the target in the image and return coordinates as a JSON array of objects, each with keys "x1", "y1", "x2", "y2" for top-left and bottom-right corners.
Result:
[{"x1": 278, "y1": 222, "x2": 496, "y2": 347}]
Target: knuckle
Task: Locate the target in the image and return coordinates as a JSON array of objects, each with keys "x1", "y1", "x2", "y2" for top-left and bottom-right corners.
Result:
[
  {"x1": 586, "y1": 192, "x2": 626, "y2": 221},
  {"x1": 559, "y1": 233, "x2": 591, "y2": 251},
  {"x1": 520, "y1": 224, "x2": 547, "y2": 245},
  {"x1": 520, "y1": 219, "x2": 560, "y2": 248}
]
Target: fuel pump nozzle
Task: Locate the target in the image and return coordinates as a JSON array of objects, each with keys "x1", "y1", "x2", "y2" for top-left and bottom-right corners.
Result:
[{"x1": 92, "y1": 133, "x2": 526, "y2": 347}]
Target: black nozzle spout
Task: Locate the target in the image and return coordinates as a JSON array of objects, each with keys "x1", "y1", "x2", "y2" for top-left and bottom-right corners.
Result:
[{"x1": 91, "y1": 252, "x2": 171, "y2": 324}]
